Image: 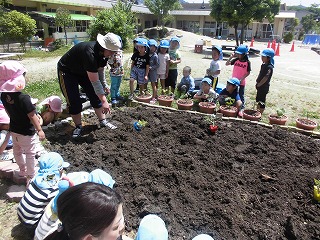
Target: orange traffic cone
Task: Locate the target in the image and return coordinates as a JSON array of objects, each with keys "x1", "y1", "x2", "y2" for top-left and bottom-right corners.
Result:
[
  {"x1": 267, "y1": 40, "x2": 270, "y2": 48},
  {"x1": 271, "y1": 40, "x2": 276, "y2": 51},
  {"x1": 290, "y1": 41, "x2": 295, "y2": 52},
  {"x1": 275, "y1": 43, "x2": 280, "y2": 56},
  {"x1": 250, "y1": 37, "x2": 254, "y2": 47}
]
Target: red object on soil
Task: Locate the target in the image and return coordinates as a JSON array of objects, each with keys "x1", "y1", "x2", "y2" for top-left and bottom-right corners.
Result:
[
  {"x1": 135, "y1": 94, "x2": 152, "y2": 103},
  {"x1": 243, "y1": 109, "x2": 261, "y2": 121},
  {"x1": 219, "y1": 105, "x2": 237, "y2": 117},
  {"x1": 268, "y1": 115, "x2": 288, "y2": 125},
  {"x1": 199, "y1": 102, "x2": 216, "y2": 114},
  {"x1": 296, "y1": 118, "x2": 318, "y2": 131},
  {"x1": 209, "y1": 125, "x2": 218, "y2": 133},
  {"x1": 157, "y1": 95, "x2": 174, "y2": 107},
  {"x1": 177, "y1": 99, "x2": 193, "y2": 110}
]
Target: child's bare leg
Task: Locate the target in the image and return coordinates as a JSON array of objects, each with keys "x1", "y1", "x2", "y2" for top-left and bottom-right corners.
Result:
[
  {"x1": 151, "y1": 82, "x2": 157, "y2": 99},
  {"x1": 129, "y1": 79, "x2": 135, "y2": 94},
  {"x1": 139, "y1": 84, "x2": 144, "y2": 95}
]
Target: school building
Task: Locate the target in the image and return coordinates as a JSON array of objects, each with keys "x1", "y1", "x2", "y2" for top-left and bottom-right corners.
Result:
[{"x1": 6, "y1": 0, "x2": 296, "y2": 43}]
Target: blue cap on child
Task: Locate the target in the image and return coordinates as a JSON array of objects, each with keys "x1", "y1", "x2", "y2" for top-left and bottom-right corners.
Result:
[
  {"x1": 34, "y1": 152, "x2": 70, "y2": 189},
  {"x1": 202, "y1": 77, "x2": 212, "y2": 85},
  {"x1": 136, "y1": 214, "x2": 168, "y2": 240},
  {"x1": 88, "y1": 169, "x2": 115, "y2": 188}
]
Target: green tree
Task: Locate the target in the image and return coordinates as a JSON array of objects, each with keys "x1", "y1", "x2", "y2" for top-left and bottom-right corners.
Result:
[
  {"x1": 144, "y1": 0, "x2": 181, "y2": 26},
  {"x1": 0, "y1": 10, "x2": 36, "y2": 51},
  {"x1": 55, "y1": 7, "x2": 73, "y2": 45},
  {"x1": 301, "y1": 14, "x2": 317, "y2": 33},
  {"x1": 87, "y1": 0, "x2": 136, "y2": 49},
  {"x1": 301, "y1": 4, "x2": 320, "y2": 34},
  {"x1": 210, "y1": 0, "x2": 280, "y2": 45}
]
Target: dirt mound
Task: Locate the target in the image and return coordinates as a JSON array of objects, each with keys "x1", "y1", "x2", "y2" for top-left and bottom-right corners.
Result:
[{"x1": 44, "y1": 106, "x2": 320, "y2": 240}]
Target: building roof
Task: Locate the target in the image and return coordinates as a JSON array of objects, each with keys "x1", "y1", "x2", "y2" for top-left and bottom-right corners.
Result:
[
  {"x1": 29, "y1": 0, "x2": 151, "y2": 13},
  {"x1": 275, "y1": 11, "x2": 296, "y2": 18}
]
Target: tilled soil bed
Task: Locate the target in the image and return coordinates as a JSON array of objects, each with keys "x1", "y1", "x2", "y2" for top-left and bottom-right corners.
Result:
[{"x1": 44, "y1": 106, "x2": 320, "y2": 240}]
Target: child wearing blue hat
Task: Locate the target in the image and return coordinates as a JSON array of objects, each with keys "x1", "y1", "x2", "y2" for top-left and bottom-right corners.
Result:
[
  {"x1": 226, "y1": 44, "x2": 251, "y2": 114},
  {"x1": 255, "y1": 48, "x2": 275, "y2": 113},
  {"x1": 218, "y1": 77, "x2": 242, "y2": 113},
  {"x1": 148, "y1": 39, "x2": 160, "y2": 103},
  {"x1": 129, "y1": 38, "x2": 150, "y2": 99},
  {"x1": 166, "y1": 36, "x2": 181, "y2": 95},
  {"x1": 17, "y1": 152, "x2": 69, "y2": 229},
  {"x1": 136, "y1": 214, "x2": 168, "y2": 240},
  {"x1": 193, "y1": 77, "x2": 218, "y2": 102},
  {"x1": 206, "y1": 45, "x2": 222, "y2": 91},
  {"x1": 34, "y1": 169, "x2": 116, "y2": 240}
]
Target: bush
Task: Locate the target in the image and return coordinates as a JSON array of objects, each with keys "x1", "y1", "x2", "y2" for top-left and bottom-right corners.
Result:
[
  {"x1": 48, "y1": 39, "x2": 64, "y2": 51},
  {"x1": 283, "y1": 32, "x2": 294, "y2": 43}
]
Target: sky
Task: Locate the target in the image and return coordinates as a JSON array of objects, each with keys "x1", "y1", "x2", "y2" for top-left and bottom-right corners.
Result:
[{"x1": 184, "y1": 0, "x2": 317, "y2": 7}]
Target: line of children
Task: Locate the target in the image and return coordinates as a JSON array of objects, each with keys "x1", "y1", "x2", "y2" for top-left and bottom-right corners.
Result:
[{"x1": 226, "y1": 44, "x2": 251, "y2": 116}]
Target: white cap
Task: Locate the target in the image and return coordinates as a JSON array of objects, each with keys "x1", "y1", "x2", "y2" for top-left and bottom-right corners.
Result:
[
  {"x1": 97, "y1": 33, "x2": 121, "y2": 51},
  {"x1": 192, "y1": 234, "x2": 215, "y2": 240},
  {"x1": 136, "y1": 214, "x2": 168, "y2": 240}
]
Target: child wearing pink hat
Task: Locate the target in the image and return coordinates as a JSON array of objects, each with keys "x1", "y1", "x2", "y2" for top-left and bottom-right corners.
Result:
[
  {"x1": 37, "y1": 96, "x2": 63, "y2": 126},
  {"x1": 0, "y1": 60, "x2": 45, "y2": 184}
]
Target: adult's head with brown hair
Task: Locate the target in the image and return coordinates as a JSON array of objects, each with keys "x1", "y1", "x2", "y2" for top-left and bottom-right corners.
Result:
[{"x1": 44, "y1": 182, "x2": 124, "y2": 240}]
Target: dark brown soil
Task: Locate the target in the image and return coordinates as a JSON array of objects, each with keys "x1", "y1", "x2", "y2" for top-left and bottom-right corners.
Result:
[{"x1": 44, "y1": 106, "x2": 320, "y2": 240}]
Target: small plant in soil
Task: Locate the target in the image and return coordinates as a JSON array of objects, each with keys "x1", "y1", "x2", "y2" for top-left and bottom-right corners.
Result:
[
  {"x1": 269, "y1": 108, "x2": 288, "y2": 125},
  {"x1": 133, "y1": 120, "x2": 148, "y2": 131},
  {"x1": 313, "y1": 179, "x2": 320, "y2": 202},
  {"x1": 296, "y1": 112, "x2": 318, "y2": 131},
  {"x1": 205, "y1": 115, "x2": 218, "y2": 133}
]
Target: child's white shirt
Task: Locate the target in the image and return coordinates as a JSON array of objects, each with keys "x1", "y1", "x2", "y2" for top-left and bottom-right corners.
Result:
[{"x1": 209, "y1": 59, "x2": 222, "y2": 77}]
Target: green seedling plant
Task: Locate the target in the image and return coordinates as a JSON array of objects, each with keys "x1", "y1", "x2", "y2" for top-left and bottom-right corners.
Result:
[
  {"x1": 274, "y1": 108, "x2": 286, "y2": 118},
  {"x1": 137, "y1": 120, "x2": 148, "y2": 127},
  {"x1": 314, "y1": 179, "x2": 320, "y2": 202},
  {"x1": 205, "y1": 115, "x2": 218, "y2": 133}
]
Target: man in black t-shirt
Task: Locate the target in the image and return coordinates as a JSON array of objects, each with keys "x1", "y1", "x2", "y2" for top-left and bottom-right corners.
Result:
[{"x1": 58, "y1": 33, "x2": 122, "y2": 138}]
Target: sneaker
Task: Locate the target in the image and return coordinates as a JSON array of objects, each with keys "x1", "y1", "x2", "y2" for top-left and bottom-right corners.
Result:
[
  {"x1": 72, "y1": 125, "x2": 83, "y2": 138},
  {"x1": 100, "y1": 119, "x2": 117, "y2": 129},
  {"x1": 238, "y1": 110, "x2": 243, "y2": 118},
  {"x1": 128, "y1": 94, "x2": 135, "y2": 100},
  {"x1": 116, "y1": 96, "x2": 124, "y2": 101},
  {"x1": 111, "y1": 99, "x2": 118, "y2": 105}
]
